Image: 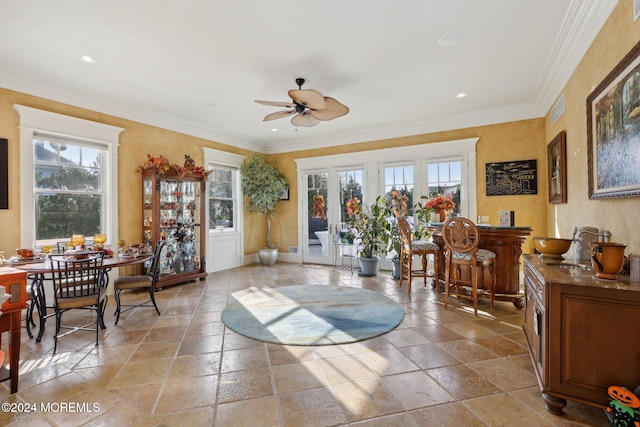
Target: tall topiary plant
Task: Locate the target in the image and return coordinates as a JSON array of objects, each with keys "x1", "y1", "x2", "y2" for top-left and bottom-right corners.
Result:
[{"x1": 240, "y1": 152, "x2": 288, "y2": 250}]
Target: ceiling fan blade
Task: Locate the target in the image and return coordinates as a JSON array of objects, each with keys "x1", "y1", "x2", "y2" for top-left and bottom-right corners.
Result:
[
  {"x1": 291, "y1": 112, "x2": 320, "y2": 127},
  {"x1": 263, "y1": 110, "x2": 296, "y2": 121},
  {"x1": 288, "y1": 89, "x2": 327, "y2": 110},
  {"x1": 255, "y1": 100, "x2": 296, "y2": 108},
  {"x1": 308, "y1": 97, "x2": 350, "y2": 121}
]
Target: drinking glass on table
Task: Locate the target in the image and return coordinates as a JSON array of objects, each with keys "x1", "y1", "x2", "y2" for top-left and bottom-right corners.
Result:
[
  {"x1": 117, "y1": 239, "x2": 126, "y2": 254},
  {"x1": 70, "y1": 234, "x2": 86, "y2": 249},
  {"x1": 94, "y1": 233, "x2": 107, "y2": 250}
]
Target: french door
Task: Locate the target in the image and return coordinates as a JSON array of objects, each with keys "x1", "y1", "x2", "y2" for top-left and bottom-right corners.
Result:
[{"x1": 301, "y1": 167, "x2": 364, "y2": 265}]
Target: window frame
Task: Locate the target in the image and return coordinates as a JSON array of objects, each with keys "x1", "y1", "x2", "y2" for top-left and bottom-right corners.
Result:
[
  {"x1": 208, "y1": 163, "x2": 239, "y2": 233},
  {"x1": 15, "y1": 105, "x2": 123, "y2": 248}
]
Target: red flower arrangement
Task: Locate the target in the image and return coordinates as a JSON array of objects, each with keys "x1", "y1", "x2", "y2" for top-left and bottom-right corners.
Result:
[
  {"x1": 425, "y1": 193, "x2": 455, "y2": 213},
  {"x1": 136, "y1": 153, "x2": 211, "y2": 177},
  {"x1": 312, "y1": 194, "x2": 326, "y2": 219}
]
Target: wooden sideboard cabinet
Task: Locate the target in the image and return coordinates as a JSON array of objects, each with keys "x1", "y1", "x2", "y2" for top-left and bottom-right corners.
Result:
[{"x1": 522, "y1": 254, "x2": 640, "y2": 415}]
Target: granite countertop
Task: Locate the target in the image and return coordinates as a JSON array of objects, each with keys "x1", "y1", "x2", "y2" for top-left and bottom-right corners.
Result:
[{"x1": 524, "y1": 254, "x2": 640, "y2": 292}]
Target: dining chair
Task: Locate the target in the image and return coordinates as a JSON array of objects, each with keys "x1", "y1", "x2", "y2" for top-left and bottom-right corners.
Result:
[
  {"x1": 113, "y1": 240, "x2": 166, "y2": 325},
  {"x1": 397, "y1": 216, "x2": 440, "y2": 293},
  {"x1": 441, "y1": 217, "x2": 496, "y2": 316},
  {"x1": 49, "y1": 251, "x2": 107, "y2": 353}
]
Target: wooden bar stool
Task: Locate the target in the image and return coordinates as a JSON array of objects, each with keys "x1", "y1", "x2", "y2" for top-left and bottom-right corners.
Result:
[
  {"x1": 441, "y1": 217, "x2": 496, "y2": 316},
  {"x1": 398, "y1": 216, "x2": 440, "y2": 293}
]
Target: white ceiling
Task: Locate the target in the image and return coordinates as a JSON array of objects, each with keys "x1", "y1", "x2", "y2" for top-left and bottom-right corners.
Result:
[{"x1": 0, "y1": 1, "x2": 618, "y2": 154}]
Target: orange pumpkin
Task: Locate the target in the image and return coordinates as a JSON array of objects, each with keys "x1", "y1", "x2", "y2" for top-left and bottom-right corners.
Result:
[
  {"x1": 609, "y1": 385, "x2": 640, "y2": 408},
  {"x1": 153, "y1": 156, "x2": 168, "y2": 166}
]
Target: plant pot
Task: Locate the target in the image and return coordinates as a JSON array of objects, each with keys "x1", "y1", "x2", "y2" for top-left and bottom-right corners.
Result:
[
  {"x1": 391, "y1": 257, "x2": 402, "y2": 279},
  {"x1": 358, "y1": 256, "x2": 380, "y2": 277},
  {"x1": 258, "y1": 247, "x2": 278, "y2": 266}
]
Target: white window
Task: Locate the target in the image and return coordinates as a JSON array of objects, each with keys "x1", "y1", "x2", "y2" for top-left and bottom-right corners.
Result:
[
  {"x1": 427, "y1": 159, "x2": 462, "y2": 216},
  {"x1": 33, "y1": 133, "x2": 106, "y2": 241},
  {"x1": 383, "y1": 163, "x2": 414, "y2": 215},
  {"x1": 15, "y1": 105, "x2": 122, "y2": 248},
  {"x1": 208, "y1": 165, "x2": 238, "y2": 232}
]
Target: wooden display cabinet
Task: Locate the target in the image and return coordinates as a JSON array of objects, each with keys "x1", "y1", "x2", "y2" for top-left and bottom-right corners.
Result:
[
  {"x1": 141, "y1": 167, "x2": 207, "y2": 288},
  {"x1": 523, "y1": 254, "x2": 640, "y2": 415}
]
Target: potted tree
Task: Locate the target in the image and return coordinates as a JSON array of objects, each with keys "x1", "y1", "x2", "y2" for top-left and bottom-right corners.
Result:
[
  {"x1": 386, "y1": 189, "x2": 409, "y2": 279},
  {"x1": 240, "y1": 152, "x2": 289, "y2": 266},
  {"x1": 349, "y1": 196, "x2": 392, "y2": 276}
]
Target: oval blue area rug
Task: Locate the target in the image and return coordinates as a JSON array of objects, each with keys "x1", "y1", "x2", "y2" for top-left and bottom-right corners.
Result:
[{"x1": 221, "y1": 285, "x2": 404, "y2": 346}]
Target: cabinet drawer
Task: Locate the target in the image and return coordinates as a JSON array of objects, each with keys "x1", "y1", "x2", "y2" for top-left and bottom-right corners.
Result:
[{"x1": 0, "y1": 268, "x2": 27, "y2": 311}]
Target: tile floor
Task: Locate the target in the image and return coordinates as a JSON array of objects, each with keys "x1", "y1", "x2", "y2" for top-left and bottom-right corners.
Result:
[{"x1": 0, "y1": 263, "x2": 610, "y2": 426}]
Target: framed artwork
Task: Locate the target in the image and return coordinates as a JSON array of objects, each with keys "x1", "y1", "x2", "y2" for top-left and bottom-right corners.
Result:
[
  {"x1": 587, "y1": 40, "x2": 640, "y2": 199},
  {"x1": 485, "y1": 159, "x2": 537, "y2": 196},
  {"x1": 0, "y1": 138, "x2": 7, "y2": 209},
  {"x1": 279, "y1": 188, "x2": 290, "y2": 201},
  {"x1": 547, "y1": 131, "x2": 567, "y2": 204}
]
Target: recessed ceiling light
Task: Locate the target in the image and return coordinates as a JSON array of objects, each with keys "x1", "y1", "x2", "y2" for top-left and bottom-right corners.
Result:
[
  {"x1": 79, "y1": 55, "x2": 96, "y2": 64},
  {"x1": 270, "y1": 128, "x2": 278, "y2": 132},
  {"x1": 438, "y1": 32, "x2": 463, "y2": 47},
  {"x1": 455, "y1": 93, "x2": 468, "y2": 99}
]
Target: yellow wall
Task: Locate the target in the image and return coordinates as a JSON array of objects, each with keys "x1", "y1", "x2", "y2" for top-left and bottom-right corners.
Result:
[
  {"x1": 1, "y1": 0, "x2": 639, "y2": 259},
  {"x1": 268, "y1": 119, "x2": 547, "y2": 256},
  {"x1": 0, "y1": 89, "x2": 249, "y2": 256},
  {"x1": 544, "y1": 0, "x2": 640, "y2": 253}
]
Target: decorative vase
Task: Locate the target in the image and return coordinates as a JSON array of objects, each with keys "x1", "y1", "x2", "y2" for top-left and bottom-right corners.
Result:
[
  {"x1": 591, "y1": 242, "x2": 626, "y2": 280},
  {"x1": 391, "y1": 258, "x2": 401, "y2": 279},
  {"x1": 358, "y1": 256, "x2": 380, "y2": 277},
  {"x1": 258, "y1": 247, "x2": 278, "y2": 266},
  {"x1": 430, "y1": 209, "x2": 446, "y2": 222}
]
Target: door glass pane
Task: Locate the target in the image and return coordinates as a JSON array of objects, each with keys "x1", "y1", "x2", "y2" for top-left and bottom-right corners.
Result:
[
  {"x1": 339, "y1": 169, "x2": 363, "y2": 225},
  {"x1": 383, "y1": 165, "x2": 414, "y2": 215},
  {"x1": 307, "y1": 172, "x2": 328, "y2": 256}
]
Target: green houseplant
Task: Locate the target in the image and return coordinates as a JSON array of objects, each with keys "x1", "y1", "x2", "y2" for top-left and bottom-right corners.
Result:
[
  {"x1": 240, "y1": 152, "x2": 288, "y2": 266},
  {"x1": 349, "y1": 196, "x2": 392, "y2": 276}
]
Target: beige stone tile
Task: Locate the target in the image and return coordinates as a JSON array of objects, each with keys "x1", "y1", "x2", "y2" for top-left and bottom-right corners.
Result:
[
  {"x1": 409, "y1": 402, "x2": 486, "y2": 426},
  {"x1": 444, "y1": 320, "x2": 497, "y2": 338},
  {"x1": 143, "y1": 406, "x2": 215, "y2": 426},
  {"x1": 398, "y1": 343, "x2": 461, "y2": 370},
  {"x1": 154, "y1": 375, "x2": 217, "y2": 413},
  {"x1": 167, "y1": 352, "x2": 221, "y2": 379},
  {"x1": 381, "y1": 328, "x2": 431, "y2": 348},
  {"x1": 332, "y1": 378, "x2": 405, "y2": 422},
  {"x1": 178, "y1": 334, "x2": 224, "y2": 356},
  {"x1": 106, "y1": 358, "x2": 172, "y2": 389},
  {"x1": 129, "y1": 340, "x2": 179, "y2": 362},
  {"x1": 427, "y1": 364, "x2": 502, "y2": 400},
  {"x1": 467, "y1": 358, "x2": 538, "y2": 391},
  {"x1": 279, "y1": 388, "x2": 348, "y2": 427},
  {"x1": 143, "y1": 325, "x2": 187, "y2": 342},
  {"x1": 272, "y1": 360, "x2": 327, "y2": 394},
  {"x1": 349, "y1": 412, "x2": 419, "y2": 427},
  {"x1": 465, "y1": 392, "x2": 560, "y2": 426},
  {"x1": 107, "y1": 382, "x2": 163, "y2": 414},
  {"x1": 412, "y1": 323, "x2": 466, "y2": 343},
  {"x1": 380, "y1": 371, "x2": 454, "y2": 410},
  {"x1": 472, "y1": 334, "x2": 528, "y2": 357},
  {"x1": 310, "y1": 343, "x2": 358, "y2": 359},
  {"x1": 220, "y1": 346, "x2": 269, "y2": 373},
  {"x1": 436, "y1": 338, "x2": 500, "y2": 363},
  {"x1": 267, "y1": 344, "x2": 315, "y2": 365},
  {"x1": 358, "y1": 348, "x2": 420, "y2": 376},
  {"x1": 315, "y1": 355, "x2": 377, "y2": 385},
  {"x1": 214, "y1": 396, "x2": 280, "y2": 427},
  {"x1": 218, "y1": 367, "x2": 273, "y2": 403}
]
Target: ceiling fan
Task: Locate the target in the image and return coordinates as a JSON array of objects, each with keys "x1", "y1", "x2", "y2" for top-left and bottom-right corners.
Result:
[{"x1": 255, "y1": 78, "x2": 349, "y2": 127}]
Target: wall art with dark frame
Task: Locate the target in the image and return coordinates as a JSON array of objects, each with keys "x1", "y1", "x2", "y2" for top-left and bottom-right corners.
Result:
[
  {"x1": 279, "y1": 188, "x2": 290, "y2": 201},
  {"x1": 547, "y1": 131, "x2": 567, "y2": 204},
  {"x1": 587, "y1": 39, "x2": 640, "y2": 199},
  {"x1": 0, "y1": 138, "x2": 8, "y2": 209},
  {"x1": 485, "y1": 159, "x2": 537, "y2": 196}
]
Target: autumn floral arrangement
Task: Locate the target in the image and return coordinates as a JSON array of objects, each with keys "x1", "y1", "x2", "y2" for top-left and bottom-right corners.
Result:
[
  {"x1": 346, "y1": 196, "x2": 360, "y2": 218},
  {"x1": 312, "y1": 194, "x2": 326, "y2": 220},
  {"x1": 136, "y1": 153, "x2": 210, "y2": 177},
  {"x1": 423, "y1": 193, "x2": 455, "y2": 213}
]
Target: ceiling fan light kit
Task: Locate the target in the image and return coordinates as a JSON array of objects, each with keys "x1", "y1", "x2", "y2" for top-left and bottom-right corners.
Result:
[{"x1": 255, "y1": 78, "x2": 349, "y2": 127}]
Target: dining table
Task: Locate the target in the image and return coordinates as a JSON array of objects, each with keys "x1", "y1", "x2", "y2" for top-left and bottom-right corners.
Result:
[{"x1": 10, "y1": 253, "x2": 153, "y2": 342}]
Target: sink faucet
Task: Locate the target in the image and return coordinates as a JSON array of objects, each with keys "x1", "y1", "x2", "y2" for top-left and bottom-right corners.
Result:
[{"x1": 571, "y1": 227, "x2": 611, "y2": 243}]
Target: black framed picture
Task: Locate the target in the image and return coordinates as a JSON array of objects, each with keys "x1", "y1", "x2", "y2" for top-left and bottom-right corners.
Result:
[
  {"x1": 485, "y1": 159, "x2": 537, "y2": 196},
  {"x1": 279, "y1": 188, "x2": 290, "y2": 201}
]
